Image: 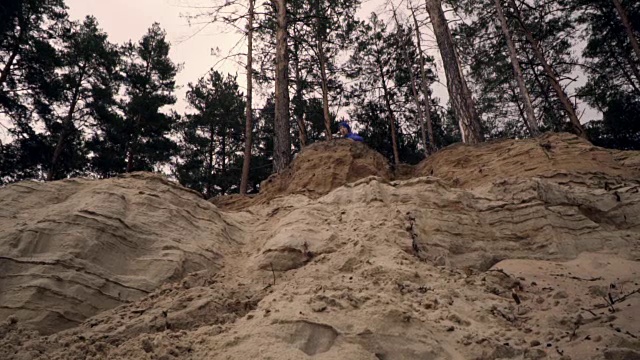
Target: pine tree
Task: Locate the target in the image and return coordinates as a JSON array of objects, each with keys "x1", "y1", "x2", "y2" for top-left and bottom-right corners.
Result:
[
  {"x1": 493, "y1": 0, "x2": 539, "y2": 136},
  {"x1": 410, "y1": 5, "x2": 437, "y2": 153},
  {"x1": 506, "y1": 0, "x2": 586, "y2": 138},
  {"x1": 1, "y1": 0, "x2": 66, "y2": 124},
  {"x1": 121, "y1": 23, "x2": 178, "y2": 173},
  {"x1": 424, "y1": 0, "x2": 483, "y2": 144},
  {"x1": 576, "y1": 0, "x2": 640, "y2": 149},
  {"x1": 176, "y1": 71, "x2": 245, "y2": 198},
  {"x1": 47, "y1": 16, "x2": 119, "y2": 181},
  {"x1": 348, "y1": 14, "x2": 401, "y2": 164}
]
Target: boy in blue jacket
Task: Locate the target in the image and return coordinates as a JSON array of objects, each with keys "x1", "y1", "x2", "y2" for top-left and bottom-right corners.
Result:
[{"x1": 338, "y1": 121, "x2": 363, "y2": 142}]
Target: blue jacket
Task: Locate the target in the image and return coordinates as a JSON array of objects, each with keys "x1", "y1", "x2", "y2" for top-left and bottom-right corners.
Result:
[{"x1": 346, "y1": 133, "x2": 364, "y2": 142}]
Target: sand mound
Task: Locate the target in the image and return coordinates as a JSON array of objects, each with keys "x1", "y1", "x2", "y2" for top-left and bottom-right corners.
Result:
[
  {"x1": 0, "y1": 173, "x2": 238, "y2": 334},
  {"x1": 2, "y1": 134, "x2": 640, "y2": 360},
  {"x1": 213, "y1": 139, "x2": 392, "y2": 210},
  {"x1": 261, "y1": 139, "x2": 392, "y2": 197},
  {"x1": 415, "y1": 132, "x2": 640, "y2": 188}
]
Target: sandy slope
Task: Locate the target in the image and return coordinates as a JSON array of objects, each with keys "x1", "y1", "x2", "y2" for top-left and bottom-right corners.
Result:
[{"x1": 1, "y1": 133, "x2": 639, "y2": 360}]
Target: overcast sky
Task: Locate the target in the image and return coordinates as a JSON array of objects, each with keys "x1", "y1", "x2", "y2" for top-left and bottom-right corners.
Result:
[
  {"x1": 1, "y1": 0, "x2": 595, "y2": 143},
  {"x1": 64, "y1": 0, "x2": 449, "y2": 112}
]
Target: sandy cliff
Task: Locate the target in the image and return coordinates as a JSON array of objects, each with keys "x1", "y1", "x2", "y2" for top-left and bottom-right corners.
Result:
[{"x1": 1, "y1": 133, "x2": 639, "y2": 360}]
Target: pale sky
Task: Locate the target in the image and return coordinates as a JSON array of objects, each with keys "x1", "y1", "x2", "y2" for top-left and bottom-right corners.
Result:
[
  {"x1": 0, "y1": 0, "x2": 596, "y2": 143},
  {"x1": 65, "y1": 0, "x2": 447, "y2": 114}
]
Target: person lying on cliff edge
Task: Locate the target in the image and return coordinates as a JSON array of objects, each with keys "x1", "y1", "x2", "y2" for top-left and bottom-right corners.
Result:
[{"x1": 338, "y1": 121, "x2": 364, "y2": 142}]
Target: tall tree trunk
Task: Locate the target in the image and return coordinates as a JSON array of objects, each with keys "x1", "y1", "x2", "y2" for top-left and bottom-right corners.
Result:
[
  {"x1": 377, "y1": 57, "x2": 400, "y2": 165},
  {"x1": 507, "y1": 0, "x2": 586, "y2": 138},
  {"x1": 0, "y1": 20, "x2": 25, "y2": 87},
  {"x1": 207, "y1": 124, "x2": 215, "y2": 197},
  {"x1": 612, "y1": 0, "x2": 640, "y2": 66},
  {"x1": 411, "y1": 8, "x2": 436, "y2": 153},
  {"x1": 240, "y1": 0, "x2": 255, "y2": 195},
  {"x1": 494, "y1": 0, "x2": 540, "y2": 136},
  {"x1": 221, "y1": 130, "x2": 226, "y2": 174},
  {"x1": 274, "y1": 0, "x2": 291, "y2": 173},
  {"x1": 391, "y1": 10, "x2": 428, "y2": 155},
  {"x1": 509, "y1": 83, "x2": 532, "y2": 135},
  {"x1": 126, "y1": 115, "x2": 140, "y2": 173},
  {"x1": 318, "y1": 39, "x2": 332, "y2": 140},
  {"x1": 292, "y1": 37, "x2": 308, "y2": 147},
  {"x1": 315, "y1": 0, "x2": 332, "y2": 140},
  {"x1": 424, "y1": 0, "x2": 483, "y2": 144},
  {"x1": 48, "y1": 80, "x2": 83, "y2": 181}
]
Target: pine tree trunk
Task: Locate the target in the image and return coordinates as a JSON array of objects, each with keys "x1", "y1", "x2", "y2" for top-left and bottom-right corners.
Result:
[
  {"x1": 293, "y1": 68, "x2": 308, "y2": 147},
  {"x1": 240, "y1": 0, "x2": 255, "y2": 195},
  {"x1": 411, "y1": 9, "x2": 436, "y2": 153},
  {"x1": 494, "y1": 0, "x2": 540, "y2": 136},
  {"x1": 424, "y1": 0, "x2": 483, "y2": 144},
  {"x1": 0, "y1": 44, "x2": 19, "y2": 87},
  {"x1": 315, "y1": 0, "x2": 332, "y2": 140},
  {"x1": 126, "y1": 115, "x2": 140, "y2": 173},
  {"x1": 318, "y1": 39, "x2": 332, "y2": 140},
  {"x1": 407, "y1": 55, "x2": 429, "y2": 156},
  {"x1": 221, "y1": 130, "x2": 226, "y2": 174},
  {"x1": 392, "y1": 10, "x2": 428, "y2": 156},
  {"x1": 292, "y1": 37, "x2": 308, "y2": 147},
  {"x1": 0, "y1": 22, "x2": 25, "y2": 87},
  {"x1": 273, "y1": 0, "x2": 291, "y2": 173},
  {"x1": 377, "y1": 58, "x2": 400, "y2": 165},
  {"x1": 126, "y1": 140, "x2": 134, "y2": 172},
  {"x1": 507, "y1": 0, "x2": 586, "y2": 138},
  {"x1": 207, "y1": 124, "x2": 215, "y2": 197},
  {"x1": 48, "y1": 80, "x2": 83, "y2": 181},
  {"x1": 612, "y1": 0, "x2": 640, "y2": 66},
  {"x1": 510, "y1": 84, "x2": 532, "y2": 135}
]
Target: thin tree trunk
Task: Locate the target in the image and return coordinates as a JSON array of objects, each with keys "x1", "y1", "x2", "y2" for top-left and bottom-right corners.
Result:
[
  {"x1": 411, "y1": 8, "x2": 436, "y2": 153},
  {"x1": 48, "y1": 80, "x2": 83, "y2": 181},
  {"x1": 613, "y1": 0, "x2": 640, "y2": 66},
  {"x1": 509, "y1": 83, "x2": 532, "y2": 135},
  {"x1": 221, "y1": 130, "x2": 226, "y2": 174},
  {"x1": 424, "y1": 0, "x2": 483, "y2": 144},
  {"x1": 391, "y1": 10, "x2": 428, "y2": 155},
  {"x1": 126, "y1": 115, "x2": 140, "y2": 173},
  {"x1": 507, "y1": 0, "x2": 586, "y2": 138},
  {"x1": 377, "y1": 58, "x2": 400, "y2": 165},
  {"x1": 623, "y1": 51, "x2": 640, "y2": 88},
  {"x1": 240, "y1": 0, "x2": 255, "y2": 195},
  {"x1": 207, "y1": 124, "x2": 215, "y2": 197},
  {"x1": 315, "y1": 0, "x2": 332, "y2": 140},
  {"x1": 522, "y1": 49, "x2": 555, "y2": 115},
  {"x1": 318, "y1": 39, "x2": 332, "y2": 140},
  {"x1": 292, "y1": 36, "x2": 308, "y2": 147},
  {"x1": 494, "y1": 0, "x2": 539, "y2": 136},
  {"x1": 0, "y1": 21, "x2": 25, "y2": 87},
  {"x1": 273, "y1": 0, "x2": 291, "y2": 173}
]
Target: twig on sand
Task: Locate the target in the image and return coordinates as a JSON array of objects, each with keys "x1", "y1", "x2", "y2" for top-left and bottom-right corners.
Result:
[
  {"x1": 581, "y1": 307, "x2": 597, "y2": 317},
  {"x1": 550, "y1": 274, "x2": 603, "y2": 282},
  {"x1": 583, "y1": 288, "x2": 640, "y2": 313},
  {"x1": 603, "y1": 295, "x2": 616, "y2": 312},
  {"x1": 270, "y1": 262, "x2": 276, "y2": 286},
  {"x1": 487, "y1": 269, "x2": 513, "y2": 278}
]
